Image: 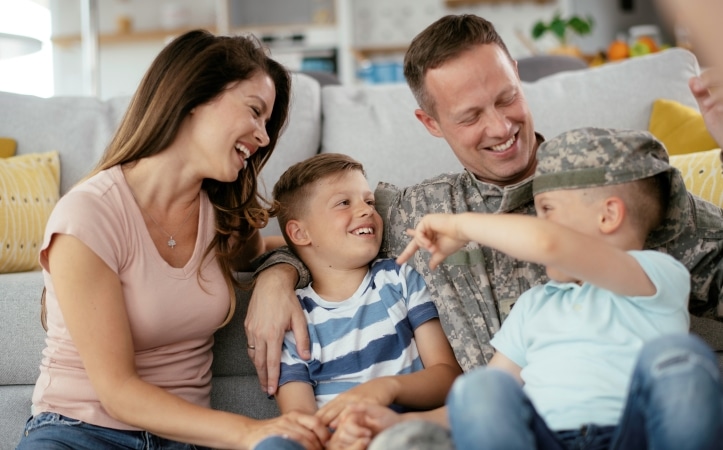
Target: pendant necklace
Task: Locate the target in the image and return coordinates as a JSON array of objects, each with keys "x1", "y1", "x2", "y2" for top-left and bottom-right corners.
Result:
[{"x1": 136, "y1": 196, "x2": 198, "y2": 249}]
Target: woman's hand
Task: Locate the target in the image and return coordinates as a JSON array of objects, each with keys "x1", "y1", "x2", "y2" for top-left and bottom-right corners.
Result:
[
  {"x1": 689, "y1": 69, "x2": 723, "y2": 148},
  {"x1": 246, "y1": 412, "x2": 330, "y2": 450},
  {"x1": 245, "y1": 264, "x2": 310, "y2": 396}
]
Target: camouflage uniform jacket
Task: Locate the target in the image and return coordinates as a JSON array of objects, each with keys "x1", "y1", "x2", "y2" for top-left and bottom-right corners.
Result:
[{"x1": 255, "y1": 161, "x2": 723, "y2": 372}]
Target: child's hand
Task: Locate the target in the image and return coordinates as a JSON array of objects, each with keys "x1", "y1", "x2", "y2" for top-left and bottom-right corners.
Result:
[
  {"x1": 396, "y1": 214, "x2": 468, "y2": 270},
  {"x1": 689, "y1": 68, "x2": 723, "y2": 148},
  {"x1": 316, "y1": 378, "x2": 397, "y2": 428},
  {"x1": 326, "y1": 408, "x2": 372, "y2": 450}
]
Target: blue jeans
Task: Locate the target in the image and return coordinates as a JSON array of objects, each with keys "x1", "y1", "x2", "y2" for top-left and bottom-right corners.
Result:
[
  {"x1": 254, "y1": 435, "x2": 306, "y2": 450},
  {"x1": 16, "y1": 412, "x2": 209, "y2": 450},
  {"x1": 447, "y1": 333, "x2": 723, "y2": 450}
]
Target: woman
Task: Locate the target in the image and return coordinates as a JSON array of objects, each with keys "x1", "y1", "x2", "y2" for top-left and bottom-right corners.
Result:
[{"x1": 16, "y1": 30, "x2": 328, "y2": 450}]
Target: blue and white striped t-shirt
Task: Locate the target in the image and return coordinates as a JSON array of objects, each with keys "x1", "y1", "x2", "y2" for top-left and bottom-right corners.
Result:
[{"x1": 278, "y1": 258, "x2": 439, "y2": 408}]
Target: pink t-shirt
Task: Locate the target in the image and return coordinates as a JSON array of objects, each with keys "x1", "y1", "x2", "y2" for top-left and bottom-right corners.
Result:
[{"x1": 32, "y1": 165, "x2": 230, "y2": 430}]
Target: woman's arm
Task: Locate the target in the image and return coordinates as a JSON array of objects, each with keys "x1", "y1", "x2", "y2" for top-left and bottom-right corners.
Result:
[
  {"x1": 246, "y1": 257, "x2": 311, "y2": 396},
  {"x1": 48, "y1": 234, "x2": 327, "y2": 450}
]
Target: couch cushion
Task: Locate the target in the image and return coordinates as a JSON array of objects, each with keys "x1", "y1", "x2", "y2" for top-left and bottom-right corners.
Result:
[
  {"x1": 649, "y1": 98, "x2": 719, "y2": 156},
  {"x1": 523, "y1": 48, "x2": 701, "y2": 141},
  {"x1": 0, "y1": 91, "x2": 129, "y2": 197},
  {"x1": 0, "y1": 137, "x2": 16, "y2": 158},
  {"x1": 258, "y1": 73, "x2": 322, "y2": 237},
  {"x1": 0, "y1": 270, "x2": 46, "y2": 385},
  {"x1": 670, "y1": 148, "x2": 723, "y2": 207},
  {"x1": 321, "y1": 84, "x2": 463, "y2": 190},
  {"x1": 0, "y1": 152, "x2": 60, "y2": 273}
]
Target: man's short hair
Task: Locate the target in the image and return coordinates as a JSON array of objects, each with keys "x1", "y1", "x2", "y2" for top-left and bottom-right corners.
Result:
[{"x1": 403, "y1": 14, "x2": 511, "y2": 116}]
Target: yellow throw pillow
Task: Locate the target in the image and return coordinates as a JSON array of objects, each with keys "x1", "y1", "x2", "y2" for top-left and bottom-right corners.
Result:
[
  {"x1": 0, "y1": 151, "x2": 60, "y2": 273},
  {"x1": 0, "y1": 137, "x2": 17, "y2": 158},
  {"x1": 670, "y1": 148, "x2": 723, "y2": 208},
  {"x1": 649, "y1": 99, "x2": 719, "y2": 156}
]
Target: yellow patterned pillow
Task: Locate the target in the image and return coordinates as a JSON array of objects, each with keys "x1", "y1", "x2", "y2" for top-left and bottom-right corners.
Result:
[
  {"x1": 0, "y1": 151, "x2": 60, "y2": 273},
  {"x1": 669, "y1": 148, "x2": 723, "y2": 208}
]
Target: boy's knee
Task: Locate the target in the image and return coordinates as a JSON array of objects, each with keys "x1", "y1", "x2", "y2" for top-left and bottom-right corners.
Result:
[
  {"x1": 639, "y1": 333, "x2": 719, "y2": 381},
  {"x1": 448, "y1": 367, "x2": 520, "y2": 408}
]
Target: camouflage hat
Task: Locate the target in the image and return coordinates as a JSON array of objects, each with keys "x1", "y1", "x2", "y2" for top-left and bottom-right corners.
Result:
[{"x1": 533, "y1": 127, "x2": 672, "y2": 195}]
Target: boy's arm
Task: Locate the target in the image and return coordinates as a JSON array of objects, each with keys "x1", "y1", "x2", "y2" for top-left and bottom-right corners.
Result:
[
  {"x1": 393, "y1": 318, "x2": 462, "y2": 407},
  {"x1": 487, "y1": 351, "x2": 523, "y2": 384},
  {"x1": 276, "y1": 382, "x2": 318, "y2": 416},
  {"x1": 398, "y1": 212, "x2": 656, "y2": 297},
  {"x1": 316, "y1": 319, "x2": 461, "y2": 427}
]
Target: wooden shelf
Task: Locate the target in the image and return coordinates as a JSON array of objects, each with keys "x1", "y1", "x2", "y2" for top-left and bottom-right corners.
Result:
[
  {"x1": 352, "y1": 45, "x2": 409, "y2": 61},
  {"x1": 446, "y1": 0, "x2": 553, "y2": 5},
  {"x1": 51, "y1": 22, "x2": 338, "y2": 48},
  {"x1": 51, "y1": 25, "x2": 217, "y2": 48}
]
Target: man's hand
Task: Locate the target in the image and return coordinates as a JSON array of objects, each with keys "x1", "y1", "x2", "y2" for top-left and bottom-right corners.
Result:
[
  {"x1": 689, "y1": 69, "x2": 723, "y2": 148},
  {"x1": 245, "y1": 264, "x2": 310, "y2": 395}
]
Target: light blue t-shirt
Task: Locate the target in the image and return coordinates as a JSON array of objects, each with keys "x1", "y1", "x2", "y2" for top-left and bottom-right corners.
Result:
[
  {"x1": 279, "y1": 258, "x2": 438, "y2": 408},
  {"x1": 491, "y1": 250, "x2": 690, "y2": 431}
]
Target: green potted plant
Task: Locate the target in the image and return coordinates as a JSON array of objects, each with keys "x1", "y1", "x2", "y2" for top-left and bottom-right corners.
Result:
[{"x1": 531, "y1": 12, "x2": 594, "y2": 57}]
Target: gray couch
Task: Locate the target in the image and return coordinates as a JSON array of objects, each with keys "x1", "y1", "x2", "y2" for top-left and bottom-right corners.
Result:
[{"x1": 1, "y1": 48, "x2": 721, "y2": 449}]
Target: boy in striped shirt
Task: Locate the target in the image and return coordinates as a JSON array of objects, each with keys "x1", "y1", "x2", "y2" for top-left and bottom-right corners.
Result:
[{"x1": 271, "y1": 153, "x2": 461, "y2": 448}]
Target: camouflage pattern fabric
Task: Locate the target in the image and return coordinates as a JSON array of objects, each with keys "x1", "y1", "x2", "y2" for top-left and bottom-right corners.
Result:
[{"x1": 533, "y1": 127, "x2": 672, "y2": 194}]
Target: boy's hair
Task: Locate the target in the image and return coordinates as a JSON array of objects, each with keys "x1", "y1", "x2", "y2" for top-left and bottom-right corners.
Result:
[
  {"x1": 585, "y1": 173, "x2": 670, "y2": 238},
  {"x1": 403, "y1": 14, "x2": 511, "y2": 117},
  {"x1": 272, "y1": 153, "x2": 365, "y2": 249},
  {"x1": 534, "y1": 127, "x2": 674, "y2": 239}
]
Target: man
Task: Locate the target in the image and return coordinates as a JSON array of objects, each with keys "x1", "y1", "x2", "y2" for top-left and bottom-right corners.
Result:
[{"x1": 246, "y1": 14, "x2": 723, "y2": 396}]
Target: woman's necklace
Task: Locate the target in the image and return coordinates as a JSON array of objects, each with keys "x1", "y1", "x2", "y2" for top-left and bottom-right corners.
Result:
[{"x1": 135, "y1": 195, "x2": 198, "y2": 249}]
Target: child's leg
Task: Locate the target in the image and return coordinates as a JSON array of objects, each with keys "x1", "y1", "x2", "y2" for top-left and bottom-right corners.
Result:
[
  {"x1": 447, "y1": 367, "x2": 564, "y2": 450},
  {"x1": 253, "y1": 435, "x2": 306, "y2": 450},
  {"x1": 612, "y1": 333, "x2": 723, "y2": 450}
]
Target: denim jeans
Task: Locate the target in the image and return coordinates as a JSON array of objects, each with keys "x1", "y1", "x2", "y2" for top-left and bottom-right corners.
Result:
[
  {"x1": 254, "y1": 435, "x2": 306, "y2": 450},
  {"x1": 447, "y1": 333, "x2": 723, "y2": 450},
  {"x1": 16, "y1": 412, "x2": 210, "y2": 450}
]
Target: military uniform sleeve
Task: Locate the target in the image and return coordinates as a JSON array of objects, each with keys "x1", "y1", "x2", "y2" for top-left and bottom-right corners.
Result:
[
  {"x1": 251, "y1": 246, "x2": 311, "y2": 290},
  {"x1": 375, "y1": 181, "x2": 416, "y2": 260}
]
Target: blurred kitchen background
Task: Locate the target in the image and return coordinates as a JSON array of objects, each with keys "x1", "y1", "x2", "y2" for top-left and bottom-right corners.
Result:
[{"x1": 0, "y1": 0, "x2": 683, "y2": 99}]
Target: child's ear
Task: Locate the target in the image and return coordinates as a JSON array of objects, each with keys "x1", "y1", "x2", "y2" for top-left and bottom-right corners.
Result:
[
  {"x1": 286, "y1": 220, "x2": 311, "y2": 246},
  {"x1": 599, "y1": 196, "x2": 625, "y2": 234}
]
